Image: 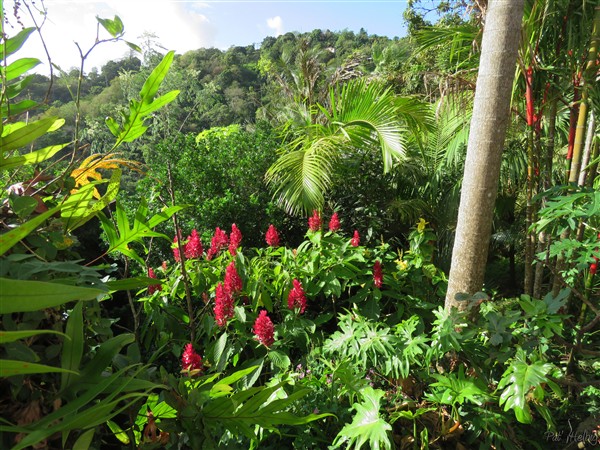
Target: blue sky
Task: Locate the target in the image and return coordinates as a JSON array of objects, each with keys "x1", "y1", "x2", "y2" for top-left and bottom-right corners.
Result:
[{"x1": 6, "y1": 0, "x2": 409, "y2": 73}]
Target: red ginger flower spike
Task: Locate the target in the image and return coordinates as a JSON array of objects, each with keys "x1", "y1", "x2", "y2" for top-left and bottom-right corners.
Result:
[
  {"x1": 373, "y1": 260, "x2": 383, "y2": 288},
  {"x1": 173, "y1": 236, "x2": 181, "y2": 262},
  {"x1": 308, "y1": 210, "x2": 321, "y2": 232},
  {"x1": 224, "y1": 260, "x2": 242, "y2": 294},
  {"x1": 253, "y1": 310, "x2": 275, "y2": 347},
  {"x1": 591, "y1": 263, "x2": 598, "y2": 276},
  {"x1": 351, "y1": 230, "x2": 360, "y2": 247},
  {"x1": 329, "y1": 212, "x2": 340, "y2": 232},
  {"x1": 184, "y1": 229, "x2": 203, "y2": 259},
  {"x1": 287, "y1": 279, "x2": 307, "y2": 314},
  {"x1": 148, "y1": 268, "x2": 162, "y2": 295},
  {"x1": 229, "y1": 223, "x2": 242, "y2": 256},
  {"x1": 181, "y1": 343, "x2": 203, "y2": 374},
  {"x1": 214, "y1": 282, "x2": 235, "y2": 327},
  {"x1": 207, "y1": 227, "x2": 229, "y2": 260},
  {"x1": 266, "y1": 224, "x2": 280, "y2": 247}
]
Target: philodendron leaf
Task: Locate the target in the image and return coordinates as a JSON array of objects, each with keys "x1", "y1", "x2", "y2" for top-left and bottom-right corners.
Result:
[
  {"x1": 0, "y1": 278, "x2": 106, "y2": 314},
  {"x1": 332, "y1": 387, "x2": 393, "y2": 450},
  {"x1": 497, "y1": 349, "x2": 555, "y2": 424}
]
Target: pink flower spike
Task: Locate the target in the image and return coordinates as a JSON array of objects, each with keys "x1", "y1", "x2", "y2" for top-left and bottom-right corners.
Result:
[
  {"x1": 265, "y1": 224, "x2": 280, "y2": 247},
  {"x1": 207, "y1": 227, "x2": 229, "y2": 260},
  {"x1": 287, "y1": 279, "x2": 307, "y2": 314},
  {"x1": 224, "y1": 260, "x2": 242, "y2": 295},
  {"x1": 229, "y1": 223, "x2": 242, "y2": 256},
  {"x1": 373, "y1": 260, "x2": 383, "y2": 288},
  {"x1": 214, "y1": 282, "x2": 235, "y2": 327},
  {"x1": 181, "y1": 343, "x2": 203, "y2": 375},
  {"x1": 173, "y1": 236, "x2": 181, "y2": 262},
  {"x1": 185, "y1": 229, "x2": 203, "y2": 260},
  {"x1": 308, "y1": 210, "x2": 321, "y2": 232},
  {"x1": 351, "y1": 230, "x2": 360, "y2": 247},
  {"x1": 148, "y1": 268, "x2": 162, "y2": 295},
  {"x1": 253, "y1": 310, "x2": 275, "y2": 347},
  {"x1": 329, "y1": 212, "x2": 340, "y2": 232}
]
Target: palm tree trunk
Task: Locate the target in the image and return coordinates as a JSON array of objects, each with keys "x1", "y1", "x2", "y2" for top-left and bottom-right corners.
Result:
[{"x1": 445, "y1": 0, "x2": 525, "y2": 311}]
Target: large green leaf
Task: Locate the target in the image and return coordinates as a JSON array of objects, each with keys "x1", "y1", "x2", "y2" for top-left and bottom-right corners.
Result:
[
  {"x1": 0, "y1": 360, "x2": 78, "y2": 377},
  {"x1": 5, "y1": 366, "x2": 151, "y2": 450},
  {"x1": 1, "y1": 99, "x2": 38, "y2": 117},
  {"x1": 1, "y1": 118, "x2": 64, "y2": 152},
  {"x1": 0, "y1": 278, "x2": 105, "y2": 314},
  {"x1": 1, "y1": 143, "x2": 69, "y2": 170},
  {"x1": 61, "y1": 302, "x2": 84, "y2": 391},
  {"x1": 3, "y1": 27, "x2": 36, "y2": 58},
  {"x1": 0, "y1": 329, "x2": 67, "y2": 344},
  {"x1": 0, "y1": 205, "x2": 60, "y2": 256},
  {"x1": 1, "y1": 58, "x2": 40, "y2": 81},
  {"x1": 332, "y1": 387, "x2": 392, "y2": 450},
  {"x1": 497, "y1": 349, "x2": 555, "y2": 424}
]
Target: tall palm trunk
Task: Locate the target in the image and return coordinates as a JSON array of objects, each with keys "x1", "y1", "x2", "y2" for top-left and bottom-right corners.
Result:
[{"x1": 445, "y1": 0, "x2": 525, "y2": 311}]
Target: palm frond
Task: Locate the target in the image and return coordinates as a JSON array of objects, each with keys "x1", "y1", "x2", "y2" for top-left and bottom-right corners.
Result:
[
  {"x1": 334, "y1": 79, "x2": 407, "y2": 172},
  {"x1": 266, "y1": 134, "x2": 345, "y2": 215}
]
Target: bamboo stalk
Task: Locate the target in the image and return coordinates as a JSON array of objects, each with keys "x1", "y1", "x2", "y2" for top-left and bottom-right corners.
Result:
[{"x1": 568, "y1": 4, "x2": 600, "y2": 183}]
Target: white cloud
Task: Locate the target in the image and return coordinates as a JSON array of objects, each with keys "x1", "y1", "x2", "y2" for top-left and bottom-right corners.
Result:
[
  {"x1": 4, "y1": 0, "x2": 217, "y2": 73},
  {"x1": 266, "y1": 16, "x2": 284, "y2": 37}
]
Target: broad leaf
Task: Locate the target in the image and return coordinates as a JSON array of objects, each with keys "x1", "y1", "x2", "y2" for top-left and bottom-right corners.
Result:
[
  {"x1": 1, "y1": 143, "x2": 69, "y2": 170},
  {"x1": 497, "y1": 349, "x2": 555, "y2": 424},
  {"x1": 0, "y1": 329, "x2": 68, "y2": 344},
  {"x1": 0, "y1": 278, "x2": 105, "y2": 314},
  {"x1": 1, "y1": 118, "x2": 64, "y2": 152},
  {"x1": 332, "y1": 387, "x2": 392, "y2": 450},
  {"x1": 61, "y1": 301, "x2": 84, "y2": 391},
  {"x1": 0, "y1": 360, "x2": 78, "y2": 377}
]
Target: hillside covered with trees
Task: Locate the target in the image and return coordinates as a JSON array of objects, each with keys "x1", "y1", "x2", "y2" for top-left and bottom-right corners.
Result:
[{"x1": 1, "y1": 0, "x2": 599, "y2": 449}]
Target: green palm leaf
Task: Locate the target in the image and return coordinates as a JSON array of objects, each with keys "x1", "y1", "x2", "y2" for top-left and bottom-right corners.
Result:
[{"x1": 267, "y1": 78, "x2": 428, "y2": 215}]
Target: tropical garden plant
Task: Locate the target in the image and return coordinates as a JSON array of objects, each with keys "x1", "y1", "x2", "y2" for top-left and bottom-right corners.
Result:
[{"x1": 1, "y1": 1, "x2": 599, "y2": 449}]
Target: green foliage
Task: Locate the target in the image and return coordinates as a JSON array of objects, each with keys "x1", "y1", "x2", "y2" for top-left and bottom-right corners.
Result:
[{"x1": 332, "y1": 387, "x2": 392, "y2": 450}]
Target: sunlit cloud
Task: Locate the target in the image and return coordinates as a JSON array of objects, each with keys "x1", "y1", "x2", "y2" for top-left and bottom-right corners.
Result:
[
  {"x1": 4, "y1": 0, "x2": 216, "y2": 73},
  {"x1": 266, "y1": 16, "x2": 284, "y2": 37}
]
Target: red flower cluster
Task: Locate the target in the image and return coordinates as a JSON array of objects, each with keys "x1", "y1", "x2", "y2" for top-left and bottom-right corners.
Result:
[
  {"x1": 148, "y1": 267, "x2": 162, "y2": 295},
  {"x1": 224, "y1": 261, "x2": 242, "y2": 294},
  {"x1": 207, "y1": 227, "x2": 229, "y2": 260},
  {"x1": 287, "y1": 279, "x2": 307, "y2": 314},
  {"x1": 214, "y1": 282, "x2": 235, "y2": 327},
  {"x1": 266, "y1": 224, "x2": 280, "y2": 247},
  {"x1": 373, "y1": 260, "x2": 383, "y2": 288},
  {"x1": 229, "y1": 224, "x2": 242, "y2": 256},
  {"x1": 308, "y1": 210, "x2": 321, "y2": 232},
  {"x1": 351, "y1": 230, "x2": 360, "y2": 247},
  {"x1": 329, "y1": 212, "x2": 340, "y2": 232},
  {"x1": 253, "y1": 310, "x2": 275, "y2": 347},
  {"x1": 172, "y1": 236, "x2": 181, "y2": 262},
  {"x1": 181, "y1": 343, "x2": 203, "y2": 374},
  {"x1": 184, "y1": 229, "x2": 203, "y2": 260}
]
